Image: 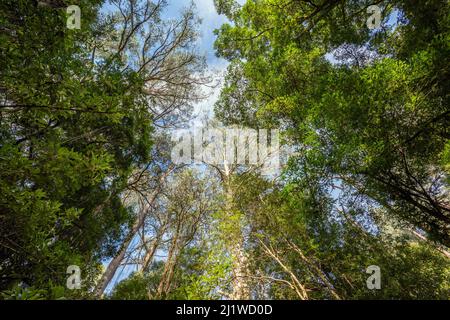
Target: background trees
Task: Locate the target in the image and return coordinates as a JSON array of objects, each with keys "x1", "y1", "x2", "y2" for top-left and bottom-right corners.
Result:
[
  {"x1": 214, "y1": 0, "x2": 450, "y2": 246},
  {"x1": 210, "y1": 0, "x2": 450, "y2": 299}
]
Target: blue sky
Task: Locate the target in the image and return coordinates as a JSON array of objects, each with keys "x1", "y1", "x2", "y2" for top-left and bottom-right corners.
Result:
[
  {"x1": 160, "y1": 0, "x2": 230, "y2": 68},
  {"x1": 153, "y1": 0, "x2": 235, "y2": 124}
]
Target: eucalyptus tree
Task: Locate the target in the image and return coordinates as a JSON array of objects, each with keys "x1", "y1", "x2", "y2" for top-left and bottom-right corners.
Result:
[{"x1": 106, "y1": 168, "x2": 220, "y2": 300}]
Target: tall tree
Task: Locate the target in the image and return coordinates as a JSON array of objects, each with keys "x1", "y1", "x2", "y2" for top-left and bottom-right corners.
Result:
[{"x1": 214, "y1": 0, "x2": 450, "y2": 246}]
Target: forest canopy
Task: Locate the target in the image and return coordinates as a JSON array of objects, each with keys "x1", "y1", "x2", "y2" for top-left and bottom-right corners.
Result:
[{"x1": 0, "y1": 0, "x2": 449, "y2": 300}]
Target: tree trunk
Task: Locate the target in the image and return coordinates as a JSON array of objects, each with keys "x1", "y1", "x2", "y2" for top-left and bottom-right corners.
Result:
[
  {"x1": 140, "y1": 236, "x2": 162, "y2": 272},
  {"x1": 229, "y1": 239, "x2": 251, "y2": 300},
  {"x1": 224, "y1": 173, "x2": 251, "y2": 300},
  {"x1": 94, "y1": 168, "x2": 173, "y2": 298},
  {"x1": 156, "y1": 222, "x2": 180, "y2": 298}
]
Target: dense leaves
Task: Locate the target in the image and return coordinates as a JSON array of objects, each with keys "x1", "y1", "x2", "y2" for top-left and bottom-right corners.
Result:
[
  {"x1": 214, "y1": 0, "x2": 450, "y2": 245},
  {"x1": 0, "y1": 0, "x2": 153, "y2": 296},
  {"x1": 1, "y1": 0, "x2": 449, "y2": 300}
]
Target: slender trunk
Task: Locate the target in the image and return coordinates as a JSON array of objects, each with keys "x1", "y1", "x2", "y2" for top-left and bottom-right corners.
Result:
[
  {"x1": 94, "y1": 168, "x2": 173, "y2": 298},
  {"x1": 259, "y1": 239, "x2": 308, "y2": 300},
  {"x1": 156, "y1": 223, "x2": 180, "y2": 298},
  {"x1": 229, "y1": 239, "x2": 251, "y2": 300},
  {"x1": 94, "y1": 219, "x2": 141, "y2": 297},
  {"x1": 286, "y1": 239, "x2": 341, "y2": 300},
  {"x1": 224, "y1": 174, "x2": 250, "y2": 300},
  {"x1": 140, "y1": 236, "x2": 162, "y2": 272}
]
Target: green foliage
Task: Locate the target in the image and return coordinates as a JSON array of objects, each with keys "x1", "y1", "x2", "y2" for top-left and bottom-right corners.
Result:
[
  {"x1": 108, "y1": 265, "x2": 163, "y2": 300},
  {"x1": 0, "y1": 0, "x2": 153, "y2": 296},
  {"x1": 246, "y1": 179, "x2": 450, "y2": 299},
  {"x1": 1, "y1": 0, "x2": 449, "y2": 301},
  {"x1": 214, "y1": 0, "x2": 450, "y2": 246},
  {"x1": 170, "y1": 246, "x2": 232, "y2": 300},
  {"x1": 213, "y1": 0, "x2": 450, "y2": 299}
]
